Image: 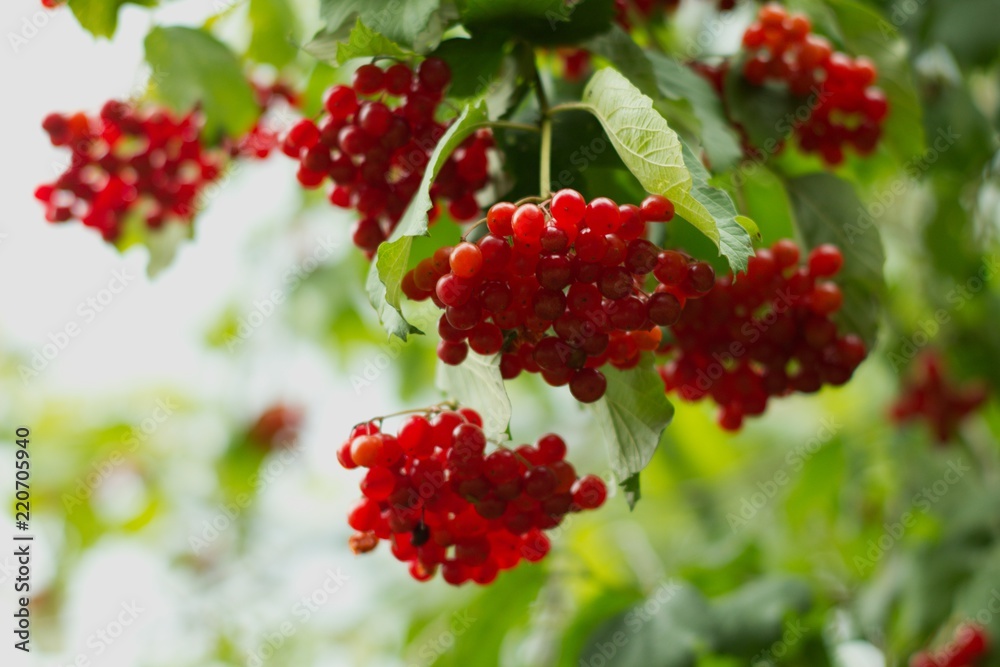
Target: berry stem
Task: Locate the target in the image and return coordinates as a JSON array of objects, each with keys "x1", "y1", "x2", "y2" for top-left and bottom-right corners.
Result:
[
  {"x1": 486, "y1": 121, "x2": 540, "y2": 133},
  {"x1": 351, "y1": 402, "x2": 457, "y2": 429},
  {"x1": 529, "y1": 53, "x2": 553, "y2": 199},
  {"x1": 540, "y1": 115, "x2": 553, "y2": 199},
  {"x1": 548, "y1": 101, "x2": 592, "y2": 115}
]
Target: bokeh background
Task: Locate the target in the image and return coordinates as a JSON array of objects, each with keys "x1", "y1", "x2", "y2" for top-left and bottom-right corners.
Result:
[{"x1": 2, "y1": 1, "x2": 1000, "y2": 666}]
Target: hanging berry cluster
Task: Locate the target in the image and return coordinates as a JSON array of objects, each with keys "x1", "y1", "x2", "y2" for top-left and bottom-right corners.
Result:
[
  {"x1": 890, "y1": 351, "x2": 988, "y2": 443},
  {"x1": 338, "y1": 406, "x2": 607, "y2": 585},
  {"x1": 281, "y1": 59, "x2": 494, "y2": 256},
  {"x1": 740, "y1": 4, "x2": 888, "y2": 165},
  {"x1": 911, "y1": 624, "x2": 990, "y2": 667},
  {"x1": 35, "y1": 102, "x2": 226, "y2": 242},
  {"x1": 401, "y1": 189, "x2": 715, "y2": 403},
  {"x1": 657, "y1": 239, "x2": 867, "y2": 430}
]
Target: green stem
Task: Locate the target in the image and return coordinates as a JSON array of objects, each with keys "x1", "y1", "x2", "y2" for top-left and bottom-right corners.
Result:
[
  {"x1": 540, "y1": 116, "x2": 553, "y2": 199},
  {"x1": 486, "y1": 120, "x2": 540, "y2": 133},
  {"x1": 530, "y1": 53, "x2": 553, "y2": 199},
  {"x1": 548, "y1": 101, "x2": 592, "y2": 114}
]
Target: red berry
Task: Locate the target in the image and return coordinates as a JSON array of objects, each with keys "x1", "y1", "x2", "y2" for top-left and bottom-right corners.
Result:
[
  {"x1": 324, "y1": 85, "x2": 359, "y2": 120},
  {"x1": 450, "y1": 242, "x2": 484, "y2": 278},
  {"x1": 417, "y1": 58, "x2": 451, "y2": 92},
  {"x1": 585, "y1": 197, "x2": 621, "y2": 233},
  {"x1": 807, "y1": 244, "x2": 844, "y2": 277},
  {"x1": 352, "y1": 64, "x2": 385, "y2": 95},
  {"x1": 487, "y1": 202, "x2": 516, "y2": 236},
  {"x1": 512, "y1": 204, "x2": 545, "y2": 242},
  {"x1": 639, "y1": 194, "x2": 674, "y2": 222},
  {"x1": 572, "y1": 475, "x2": 607, "y2": 509},
  {"x1": 550, "y1": 189, "x2": 586, "y2": 227},
  {"x1": 350, "y1": 434, "x2": 383, "y2": 468}
]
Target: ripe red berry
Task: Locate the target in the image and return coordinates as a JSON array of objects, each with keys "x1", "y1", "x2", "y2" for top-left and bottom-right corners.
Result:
[
  {"x1": 450, "y1": 242, "x2": 484, "y2": 279},
  {"x1": 573, "y1": 475, "x2": 607, "y2": 509},
  {"x1": 417, "y1": 57, "x2": 452, "y2": 92},
  {"x1": 807, "y1": 244, "x2": 844, "y2": 277},
  {"x1": 350, "y1": 434, "x2": 383, "y2": 468},
  {"x1": 639, "y1": 194, "x2": 675, "y2": 222},
  {"x1": 512, "y1": 204, "x2": 546, "y2": 242},
  {"x1": 569, "y1": 368, "x2": 607, "y2": 403},
  {"x1": 585, "y1": 197, "x2": 621, "y2": 233},
  {"x1": 487, "y1": 202, "x2": 516, "y2": 236},
  {"x1": 352, "y1": 64, "x2": 385, "y2": 95},
  {"x1": 551, "y1": 189, "x2": 586, "y2": 227}
]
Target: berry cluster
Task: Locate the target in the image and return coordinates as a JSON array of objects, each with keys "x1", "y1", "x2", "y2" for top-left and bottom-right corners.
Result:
[
  {"x1": 281, "y1": 59, "x2": 493, "y2": 256},
  {"x1": 35, "y1": 101, "x2": 225, "y2": 242},
  {"x1": 911, "y1": 625, "x2": 990, "y2": 667},
  {"x1": 890, "y1": 351, "x2": 988, "y2": 443},
  {"x1": 402, "y1": 189, "x2": 714, "y2": 403},
  {"x1": 740, "y1": 4, "x2": 888, "y2": 164},
  {"x1": 658, "y1": 239, "x2": 867, "y2": 430},
  {"x1": 337, "y1": 407, "x2": 607, "y2": 585}
]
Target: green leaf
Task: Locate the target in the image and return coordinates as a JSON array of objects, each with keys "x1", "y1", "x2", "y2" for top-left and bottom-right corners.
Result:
[
  {"x1": 786, "y1": 173, "x2": 886, "y2": 348},
  {"x1": 144, "y1": 27, "x2": 259, "y2": 141},
  {"x1": 579, "y1": 67, "x2": 754, "y2": 273},
  {"x1": 247, "y1": 0, "x2": 300, "y2": 68},
  {"x1": 589, "y1": 355, "x2": 673, "y2": 509},
  {"x1": 646, "y1": 51, "x2": 743, "y2": 171},
  {"x1": 319, "y1": 0, "x2": 450, "y2": 51},
  {"x1": 66, "y1": 0, "x2": 156, "y2": 39},
  {"x1": 680, "y1": 142, "x2": 759, "y2": 266},
  {"x1": 581, "y1": 583, "x2": 713, "y2": 667},
  {"x1": 304, "y1": 19, "x2": 413, "y2": 66},
  {"x1": 585, "y1": 26, "x2": 658, "y2": 97},
  {"x1": 711, "y1": 577, "x2": 813, "y2": 655},
  {"x1": 462, "y1": 0, "x2": 615, "y2": 46},
  {"x1": 435, "y1": 352, "x2": 511, "y2": 439},
  {"x1": 428, "y1": 35, "x2": 508, "y2": 99},
  {"x1": 366, "y1": 101, "x2": 491, "y2": 341},
  {"x1": 621, "y1": 473, "x2": 641, "y2": 508}
]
